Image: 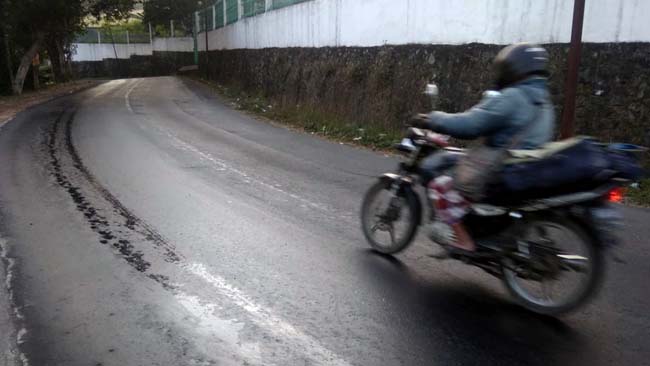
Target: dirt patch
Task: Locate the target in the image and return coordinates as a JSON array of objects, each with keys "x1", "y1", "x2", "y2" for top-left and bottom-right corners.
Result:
[{"x1": 0, "y1": 80, "x2": 102, "y2": 126}]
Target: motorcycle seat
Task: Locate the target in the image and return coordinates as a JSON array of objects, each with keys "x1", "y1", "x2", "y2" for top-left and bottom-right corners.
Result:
[{"x1": 505, "y1": 137, "x2": 588, "y2": 164}]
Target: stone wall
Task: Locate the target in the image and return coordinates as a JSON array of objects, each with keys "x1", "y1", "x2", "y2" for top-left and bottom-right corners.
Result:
[
  {"x1": 72, "y1": 52, "x2": 195, "y2": 79},
  {"x1": 201, "y1": 43, "x2": 650, "y2": 155}
]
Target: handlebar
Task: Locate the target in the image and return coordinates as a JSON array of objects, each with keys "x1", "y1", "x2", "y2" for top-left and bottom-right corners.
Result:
[{"x1": 407, "y1": 128, "x2": 450, "y2": 147}]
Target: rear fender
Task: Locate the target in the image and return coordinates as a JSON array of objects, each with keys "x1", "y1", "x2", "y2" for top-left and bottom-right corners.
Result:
[{"x1": 568, "y1": 202, "x2": 623, "y2": 248}]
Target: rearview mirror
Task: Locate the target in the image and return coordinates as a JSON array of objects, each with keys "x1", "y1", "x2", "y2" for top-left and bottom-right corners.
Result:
[{"x1": 424, "y1": 83, "x2": 439, "y2": 109}]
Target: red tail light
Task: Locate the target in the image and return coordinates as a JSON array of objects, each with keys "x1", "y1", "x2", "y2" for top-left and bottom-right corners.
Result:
[{"x1": 607, "y1": 187, "x2": 626, "y2": 203}]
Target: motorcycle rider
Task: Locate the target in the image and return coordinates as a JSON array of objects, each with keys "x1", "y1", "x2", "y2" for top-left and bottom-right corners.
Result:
[{"x1": 412, "y1": 43, "x2": 556, "y2": 254}]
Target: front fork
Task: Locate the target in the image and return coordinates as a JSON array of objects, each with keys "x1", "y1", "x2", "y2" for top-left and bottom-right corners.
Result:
[{"x1": 378, "y1": 173, "x2": 423, "y2": 227}]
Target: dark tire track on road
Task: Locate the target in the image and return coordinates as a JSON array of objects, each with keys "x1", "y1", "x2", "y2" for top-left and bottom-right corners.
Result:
[{"x1": 46, "y1": 107, "x2": 182, "y2": 279}]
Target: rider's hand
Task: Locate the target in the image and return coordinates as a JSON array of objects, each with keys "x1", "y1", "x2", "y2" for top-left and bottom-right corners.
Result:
[{"x1": 409, "y1": 113, "x2": 430, "y2": 129}]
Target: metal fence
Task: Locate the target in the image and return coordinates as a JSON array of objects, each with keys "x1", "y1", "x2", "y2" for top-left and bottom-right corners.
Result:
[
  {"x1": 198, "y1": 7, "x2": 215, "y2": 32},
  {"x1": 75, "y1": 28, "x2": 150, "y2": 44},
  {"x1": 196, "y1": 0, "x2": 313, "y2": 33},
  {"x1": 226, "y1": 0, "x2": 239, "y2": 25},
  {"x1": 215, "y1": 0, "x2": 225, "y2": 28},
  {"x1": 243, "y1": 0, "x2": 266, "y2": 17},
  {"x1": 271, "y1": 0, "x2": 311, "y2": 10}
]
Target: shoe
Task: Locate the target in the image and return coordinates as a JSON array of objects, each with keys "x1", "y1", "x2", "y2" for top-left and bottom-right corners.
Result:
[{"x1": 429, "y1": 221, "x2": 456, "y2": 245}]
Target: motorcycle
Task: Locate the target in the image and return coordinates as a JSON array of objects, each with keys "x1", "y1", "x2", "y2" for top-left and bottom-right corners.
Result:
[{"x1": 360, "y1": 83, "x2": 644, "y2": 315}]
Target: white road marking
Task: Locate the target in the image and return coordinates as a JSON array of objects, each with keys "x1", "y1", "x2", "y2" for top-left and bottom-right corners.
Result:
[
  {"x1": 186, "y1": 262, "x2": 352, "y2": 366},
  {"x1": 125, "y1": 79, "x2": 332, "y2": 213},
  {"x1": 147, "y1": 121, "x2": 331, "y2": 213},
  {"x1": 125, "y1": 80, "x2": 141, "y2": 113},
  {"x1": 175, "y1": 292, "x2": 262, "y2": 365},
  {"x1": 0, "y1": 238, "x2": 30, "y2": 366}
]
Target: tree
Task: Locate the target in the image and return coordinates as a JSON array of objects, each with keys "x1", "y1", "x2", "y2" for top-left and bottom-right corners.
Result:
[
  {"x1": 143, "y1": 0, "x2": 202, "y2": 36},
  {"x1": 2, "y1": 0, "x2": 136, "y2": 95}
]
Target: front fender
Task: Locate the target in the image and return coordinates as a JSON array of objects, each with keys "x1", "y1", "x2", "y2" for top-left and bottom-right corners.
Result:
[{"x1": 379, "y1": 173, "x2": 413, "y2": 185}]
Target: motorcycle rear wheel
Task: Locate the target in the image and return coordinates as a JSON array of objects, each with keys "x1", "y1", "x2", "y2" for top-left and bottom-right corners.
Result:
[
  {"x1": 360, "y1": 179, "x2": 421, "y2": 254},
  {"x1": 502, "y1": 217, "x2": 604, "y2": 316}
]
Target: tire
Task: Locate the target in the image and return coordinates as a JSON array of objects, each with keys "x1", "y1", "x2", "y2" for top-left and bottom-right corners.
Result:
[
  {"x1": 360, "y1": 178, "x2": 421, "y2": 254},
  {"x1": 502, "y1": 217, "x2": 605, "y2": 316}
]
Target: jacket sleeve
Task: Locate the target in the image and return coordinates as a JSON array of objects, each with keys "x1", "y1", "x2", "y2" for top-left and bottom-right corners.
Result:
[{"x1": 425, "y1": 89, "x2": 521, "y2": 140}]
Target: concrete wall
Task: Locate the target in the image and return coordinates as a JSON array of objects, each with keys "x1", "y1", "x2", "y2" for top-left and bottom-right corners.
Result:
[
  {"x1": 73, "y1": 43, "x2": 153, "y2": 62},
  {"x1": 152, "y1": 37, "x2": 195, "y2": 53},
  {"x1": 200, "y1": 0, "x2": 650, "y2": 49},
  {"x1": 72, "y1": 37, "x2": 194, "y2": 62}
]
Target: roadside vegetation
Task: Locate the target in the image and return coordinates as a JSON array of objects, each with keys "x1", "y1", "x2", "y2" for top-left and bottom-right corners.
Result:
[
  {"x1": 628, "y1": 179, "x2": 650, "y2": 207},
  {"x1": 195, "y1": 78, "x2": 402, "y2": 150},
  {"x1": 1, "y1": 0, "x2": 200, "y2": 96},
  {"x1": 0, "y1": 80, "x2": 100, "y2": 124},
  {"x1": 1, "y1": 0, "x2": 135, "y2": 96}
]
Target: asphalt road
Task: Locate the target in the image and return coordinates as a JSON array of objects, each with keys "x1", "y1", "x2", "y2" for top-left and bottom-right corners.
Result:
[{"x1": 0, "y1": 77, "x2": 648, "y2": 366}]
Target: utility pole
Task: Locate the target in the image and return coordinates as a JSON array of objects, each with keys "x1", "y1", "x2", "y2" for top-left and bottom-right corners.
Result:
[
  {"x1": 560, "y1": 0, "x2": 586, "y2": 139},
  {"x1": 204, "y1": 8, "x2": 209, "y2": 79},
  {"x1": 193, "y1": 12, "x2": 199, "y2": 65}
]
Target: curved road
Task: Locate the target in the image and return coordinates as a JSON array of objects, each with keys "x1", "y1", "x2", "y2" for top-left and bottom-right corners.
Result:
[{"x1": 0, "y1": 77, "x2": 648, "y2": 366}]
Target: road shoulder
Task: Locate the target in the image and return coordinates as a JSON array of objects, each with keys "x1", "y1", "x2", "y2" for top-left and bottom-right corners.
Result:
[
  {"x1": 0, "y1": 237, "x2": 20, "y2": 366},
  {"x1": 0, "y1": 80, "x2": 104, "y2": 128}
]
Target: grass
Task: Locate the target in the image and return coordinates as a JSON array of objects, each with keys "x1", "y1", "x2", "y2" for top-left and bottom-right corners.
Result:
[
  {"x1": 628, "y1": 179, "x2": 650, "y2": 207},
  {"x1": 191, "y1": 78, "x2": 402, "y2": 151}
]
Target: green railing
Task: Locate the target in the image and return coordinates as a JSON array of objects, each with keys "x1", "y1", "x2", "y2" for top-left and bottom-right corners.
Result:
[
  {"x1": 198, "y1": 7, "x2": 214, "y2": 32},
  {"x1": 242, "y1": 0, "x2": 266, "y2": 18},
  {"x1": 195, "y1": 0, "x2": 314, "y2": 33},
  {"x1": 226, "y1": 0, "x2": 239, "y2": 24},
  {"x1": 271, "y1": 0, "x2": 311, "y2": 10},
  {"x1": 215, "y1": 0, "x2": 225, "y2": 28}
]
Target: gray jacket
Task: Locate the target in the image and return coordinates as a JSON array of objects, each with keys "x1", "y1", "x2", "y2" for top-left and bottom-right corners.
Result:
[{"x1": 426, "y1": 77, "x2": 555, "y2": 149}]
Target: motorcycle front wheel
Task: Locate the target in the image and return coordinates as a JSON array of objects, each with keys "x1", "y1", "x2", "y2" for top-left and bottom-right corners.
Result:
[
  {"x1": 360, "y1": 178, "x2": 421, "y2": 254},
  {"x1": 501, "y1": 217, "x2": 604, "y2": 316}
]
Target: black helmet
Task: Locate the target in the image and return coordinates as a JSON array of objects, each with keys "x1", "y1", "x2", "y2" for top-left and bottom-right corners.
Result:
[{"x1": 493, "y1": 43, "x2": 549, "y2": 89}]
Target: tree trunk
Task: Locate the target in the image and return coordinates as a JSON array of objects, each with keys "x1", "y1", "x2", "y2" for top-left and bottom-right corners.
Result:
[
  {"x1": 32, "y1": 63, "x2": 39, "y2": 90},
  {"x1": 47, "y1": 40, "x2": 61, "y2": 83},
  {"x1": 2, "y1": 24, "x2": 14, "y2": 86},
  {"x1": 58, "y1": 40, "x2": 68, "y2": 81},
  {"x1": 108, "y1": 27, "x2": 118, "y2": 59},
  {"x1": 48, "y1": 38, "x2": 70, "y2": 83},
  {"x1": 64, "y1": 43, "x2": 73, "y2": 79},
  {"x1": 12, "y1": 34, "x2": 44, "y2": 95}
]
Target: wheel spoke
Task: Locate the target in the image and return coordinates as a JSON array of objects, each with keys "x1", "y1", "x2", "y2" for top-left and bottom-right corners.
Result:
[
  {"x1": 388, "y1": 224, "x2": 396, "y2": 246},
  {"x1": 541, "y1": 280, "x2": 554, "y2": 301},
  {"x1": 502, "y1": 218, "x2": 598, "y2": 313},
  {"x1": 558, "y1": 254, "x2": 590, "y2": 273}
]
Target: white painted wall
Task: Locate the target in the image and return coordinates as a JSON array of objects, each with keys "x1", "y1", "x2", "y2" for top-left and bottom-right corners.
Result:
[
  {"x1": 74, "y1": 0, "x2": 650, "y2": 60},
  {"x1": 152, "y1": 37, "x2": 195, "y2": 53},
  {"x1": 73, "y1": 43, "x2": 152, "y2": 61},
  {"x1": 72, "y1": 37, "x2": 194, "y2": 61},
  {"x1": 201, "y1": 0, "x2": 650, "y2": 50}
]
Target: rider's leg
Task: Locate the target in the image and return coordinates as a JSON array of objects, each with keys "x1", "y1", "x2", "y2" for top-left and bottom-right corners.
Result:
[
  {"x1": 419, "y1": 151, "x2": 461, "y2": 185},
  {"x1": 428, "y1": 176, "x2": 476, "y2": 251}
]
